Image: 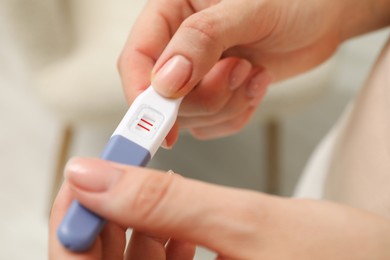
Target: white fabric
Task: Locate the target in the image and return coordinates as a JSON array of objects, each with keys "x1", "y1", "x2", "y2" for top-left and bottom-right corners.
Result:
[
  {"x1": 293, "y1": 103, "x2": 352, "y2": 199},
  {"x1": 295, "y1": 36, "x2": 390, "y2": 221}
]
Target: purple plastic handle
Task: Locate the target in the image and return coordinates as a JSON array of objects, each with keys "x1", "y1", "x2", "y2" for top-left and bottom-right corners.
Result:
[{"x1": 57, "y1": 135, "x2": 151, "y2": 252}]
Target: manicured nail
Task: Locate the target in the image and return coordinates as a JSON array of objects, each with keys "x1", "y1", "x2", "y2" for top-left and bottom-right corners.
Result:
[
  {"x1": 65, "y1": 158, "x2": 122, "y2": 192},
  {"x1": 152, "y1": 55, "x2": 192, "y2": 96},
  {"x1": 161, "y1": 139, "x2": 172, "y2": 150},
  {"x1": 229, "y1": 59, "x2": 251, "y2": 90},
  {"x1": 246, "y1": 71, "x2": 272, "y2": 98}
]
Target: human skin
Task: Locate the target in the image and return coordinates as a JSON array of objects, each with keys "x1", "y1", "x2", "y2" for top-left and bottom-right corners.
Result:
[
  {"x1": 49, "y1": 158, "x2": 390, "y2": 259},
  {"x1": 117, "y1": 0, "x2": 390, "y2": 143},
  {"x1": 50, "y1": 0, "x2": 390, "y2": 258}
]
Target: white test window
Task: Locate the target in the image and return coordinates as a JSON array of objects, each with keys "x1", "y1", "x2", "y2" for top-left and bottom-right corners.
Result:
[{"x1": 129, "y1": 106, "x2": 164, "y2": 139}]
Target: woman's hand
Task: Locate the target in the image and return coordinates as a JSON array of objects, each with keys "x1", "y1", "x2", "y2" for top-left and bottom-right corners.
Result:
[
  {"x1": 50, "y1": 158, "x2": 390, "y2": 259},
  {"x1": 118, "y1": 0, "x2": 346, "y2": 144}
]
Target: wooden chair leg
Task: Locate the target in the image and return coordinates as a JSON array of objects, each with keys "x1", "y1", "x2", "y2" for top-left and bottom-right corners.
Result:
[
  {"x1": 265, "y1": 119, "x2": 280, "y2": 195},
  {"x1": 49, "y1": 124, "x2": 74, "y2": 209}
]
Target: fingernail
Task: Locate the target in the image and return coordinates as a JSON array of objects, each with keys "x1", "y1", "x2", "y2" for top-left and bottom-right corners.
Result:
[
  {"x1": 246, "y1": 71, "x2": 272, "y2": 98},
  {"x1": 161, "y1": 139, "x2": 172, "y2": 150},
  {"x1": 152, "y1": 55, "x2": 192, "y2": 96},
  {"x1": 229, "y1": 59, "x2": 251, "y2": 90},
  {"x1": 65, "y1": 158, "x2": 122, "y2": 192},
  {"x1": 167, "y1": 169, "x2": 183, "y2": 178}
]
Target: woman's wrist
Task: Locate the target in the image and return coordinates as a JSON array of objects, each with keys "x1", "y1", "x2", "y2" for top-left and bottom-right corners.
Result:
[{"x1": 339, "y1": 0, "x2": 390, "y2": 41}]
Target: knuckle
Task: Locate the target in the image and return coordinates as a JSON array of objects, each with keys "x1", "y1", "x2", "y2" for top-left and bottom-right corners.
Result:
[
  {"x1": 181, "y1": 11, "x2": 220, "y2": 48},
  {"x1": 199, "y1": 96, "x2": 224, "y2": 115},
  {"x1": 195, "y1": 87, "x2": 229, "y2": 115},
  {"x1": 131, "y1": 173, "x2": 175, "y2": 222}
]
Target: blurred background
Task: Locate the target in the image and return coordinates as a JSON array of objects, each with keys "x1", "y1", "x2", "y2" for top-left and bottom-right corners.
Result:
[{"x1": 0, "y1": 1, "x2": 389, "y2": 259}]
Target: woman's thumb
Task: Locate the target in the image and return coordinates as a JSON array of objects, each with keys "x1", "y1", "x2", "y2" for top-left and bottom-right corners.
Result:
[
  {"x1": 151, "y1": 2, "x2": 262, "y2": 98},
  {"x1": 64, "y1": 157, "x2": 271, "y2": 257}
]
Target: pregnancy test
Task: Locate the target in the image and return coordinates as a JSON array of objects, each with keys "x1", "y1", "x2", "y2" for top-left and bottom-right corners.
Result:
[{"x1": 57, "y1": 86, "x2": 182, "y2": 252}]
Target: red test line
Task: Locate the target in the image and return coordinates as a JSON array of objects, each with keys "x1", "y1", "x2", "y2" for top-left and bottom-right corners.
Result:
[
  {"x1": 137, "y1": 123, "x2": 150, "y2": 131},
  {"x1": 140, "y1": 118, "x2": 153, "y2": 126}
]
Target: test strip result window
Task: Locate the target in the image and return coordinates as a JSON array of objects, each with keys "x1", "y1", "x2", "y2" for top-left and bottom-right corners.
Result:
[{"x1": 129, "y1": 106, "x2": 164, "y2": 139}]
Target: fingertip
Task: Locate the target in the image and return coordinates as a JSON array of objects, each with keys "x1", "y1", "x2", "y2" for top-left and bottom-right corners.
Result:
[
  {"x1": 229, "y1": 59, "x2": 252, "y2": 90},
  {"x1": 151, "y1": 55, "x2": 193, "y2": 98},
  {"x1": 50, "y1": 183, "x2": 74, "y2": 226},
  {"x1": 49, "y1": 183, "x2": 93, "y2": 259},
  {"x1": 161, "y1": 121, "x2": 180, "y2": 149},
  {"x1": 246, "y1": 69, "x2": 272, "y2": 107},
  {"x1": 119, "y1": 48, "x2": 156, "y2": 105}
]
